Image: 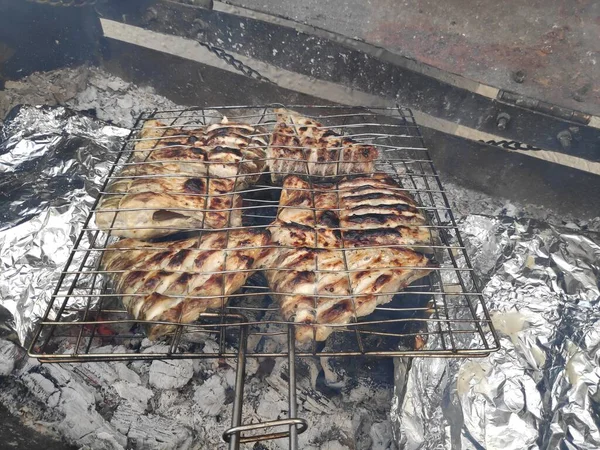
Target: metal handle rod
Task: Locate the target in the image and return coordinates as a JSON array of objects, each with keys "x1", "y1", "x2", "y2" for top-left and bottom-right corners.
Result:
[
  {"x1": 223, "y1": 419, "x2": 308, "y2": 444},
  {"x1": 288, "y1": 324, "x2": 298, "y2": 450},
  {"x1": 229, "y1": 325, "x2": 248, "y2": 450}
]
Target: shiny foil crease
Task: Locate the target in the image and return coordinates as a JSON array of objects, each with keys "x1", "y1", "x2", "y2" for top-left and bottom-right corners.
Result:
[
  {"x1": 393, "y1": 215, "x2": 600, "y2": 450},
  {"x1": 0, "y1": 105, "x2": 128, "y2": 345}
]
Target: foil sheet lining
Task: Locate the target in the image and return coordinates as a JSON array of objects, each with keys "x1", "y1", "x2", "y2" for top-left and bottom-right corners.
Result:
[
  {"x1": 0, "y1": 105, "x2": 128, "y2": 345},
  {"x1": 393, "y1": 215, "x2": 600, "y2": 449},
  {"x1": 1, "y1": 106, "x2": 599, "y2": 448}
]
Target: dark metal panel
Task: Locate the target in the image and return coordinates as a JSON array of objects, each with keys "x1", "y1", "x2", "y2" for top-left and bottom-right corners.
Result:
[
  {"x1": 100, "y1": 37, "x2": 326, "y2": 107},
  {"x1": 0, "y1": 0, "x2": 101, "y2": 83},
  {"x1": 422, "y1": 129, "x2": 600, "y2": 220},
  {"x1": 223, "y1": 0, "x2": 600, "y2": 118}
]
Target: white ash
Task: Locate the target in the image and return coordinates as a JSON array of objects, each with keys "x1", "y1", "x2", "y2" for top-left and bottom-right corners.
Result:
[
  {"x1": 148, "y1": 358, "x2": 194, "y2": 390},
  {"x1": 0, "y1": 330, "x2": 396, "y2": 449},
  {"x1": 0, "y1": 339, "x2": 17, "y2": 375},
  {"x1": 0, "y1": 65, "x2": 178, "y2": 128}
]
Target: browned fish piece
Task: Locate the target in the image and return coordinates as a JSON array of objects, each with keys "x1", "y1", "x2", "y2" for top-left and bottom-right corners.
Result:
[
  {"x1": 264, "y1": 173, "x2": 434, "y2": 341},
  {"x1": 265, "y1": 245, "x2": 432, "y2": 342},
  {"x1": 101, "y1": 229, "x2": 269, "y2": 339},
  {"x1": 267, "y1": 109, "x2": 378, "y2": 183},
  {"x1": 95, "y1": 118, "x2": 267, "y2": 239},
  {"x1": 264, "y1": 247, "x2": 353, "y2": 342},
  {"x1": 276, "y1": 175, "x2": 339, "y2": 228},
  {"x1": 342, "y1": 226, "x2": 432, "y2": 248},
  {"x1": 338, "y1": 173, "x2": 427, "y2": 229},
  {"x1": 268, "y1": 221, "x2": 342, "y2": 250},
  {"x1": 132, "y1": 118, "x2": 268, "y2": 183},
  {"x1": 95, "y1": 166, "x2": 242, "y2": 239}
]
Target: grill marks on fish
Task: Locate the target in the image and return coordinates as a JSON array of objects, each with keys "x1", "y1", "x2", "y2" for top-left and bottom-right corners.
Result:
[
  {"x1": 338, "y1": 173, "x2": 427, "y2": 230},
  {"x1": 95, "y1": 118, "x2": 268, "y2": 239},
  {"x1": 267, "y1": 109, "x2": 378, "y2": 183},
  {"x1": 100, "y1": 114, "x2": 436, "y2": 344},
  {"x1": 264, "y1": 173, "x2": 434, "y2": 342},
  {"x1": 101, "y1": 229, "x2": 269, "y2": 340},
  {"x1": 95, "y1": 172, "x2": 243, "y2": 239}
]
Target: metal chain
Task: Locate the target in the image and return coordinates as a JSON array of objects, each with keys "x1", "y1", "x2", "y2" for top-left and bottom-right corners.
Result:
[
  {"x1": 196, "y1": 41, "x2": 274, "y2": 85},
  {"x1": 24, "y1": 0, "x2": 273, "y2": 84},
  {"x1": 25, "y1": 0, "x2": 97, "y2": 6}
]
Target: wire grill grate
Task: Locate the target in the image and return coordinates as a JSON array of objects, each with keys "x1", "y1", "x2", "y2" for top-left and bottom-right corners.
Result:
[{"x1": 28, "y1": 104, "x2": 500, "y2": 363}]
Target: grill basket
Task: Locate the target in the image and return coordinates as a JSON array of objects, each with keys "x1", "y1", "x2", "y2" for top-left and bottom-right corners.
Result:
[{"x1": 28, "y1": 104, "x2": 500, "y2": 449}]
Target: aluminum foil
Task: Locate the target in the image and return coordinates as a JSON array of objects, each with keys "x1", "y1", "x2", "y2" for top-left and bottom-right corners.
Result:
[
  {"x1": 0, "y1": 105, "x2": 128, "y2": 345},
  {"x1": 393, "y1": 215, "x2": 600, "y2": 450}
]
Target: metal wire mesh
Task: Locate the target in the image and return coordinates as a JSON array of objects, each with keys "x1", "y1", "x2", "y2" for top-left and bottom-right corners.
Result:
[{"x1": 28, "y1": 104, "x2": 501, "y2": 362}]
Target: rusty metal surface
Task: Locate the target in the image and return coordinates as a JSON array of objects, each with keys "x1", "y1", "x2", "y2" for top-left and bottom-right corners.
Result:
[
  {"x1": 226, "y1": 0, "x2": 600, "y2": 116},
  {"x1": 97, "y1": 2, "x2": 600, "y2": 161}
]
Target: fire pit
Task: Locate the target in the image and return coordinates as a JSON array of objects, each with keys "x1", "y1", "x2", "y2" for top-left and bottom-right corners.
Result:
[{"x1": 1, "y1": 67, "x2": 598, "y2": 450}]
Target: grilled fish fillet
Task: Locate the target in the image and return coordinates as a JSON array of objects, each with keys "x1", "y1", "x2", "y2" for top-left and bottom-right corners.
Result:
[
  {"x1": 338, "y1": 173, "x2": 427, "y2": 229},
  {"x1": 101, "y1": 229, "x2": 269, "y2": 339},
  {"x1": 95, "y1": 118, "x2": 267, "y2": 239},
  {"x1": 267, "y1": 109, "x2": 378, "y2": 183},
  {"x1": 264, "y1": 174, "x2": 434, "y2": 341},
  {"x1": 133, "y1": 119, "x2": 268, "y2": 183},
  {"x1": 95, "y1": 165, "x2": 243, "y2": 239},
  {"x1": 264, "y1": 246, "x2": 432, "y2": 342},
  {"x1": 274, "y1": 174, "x2": 430, "y2": 246},
  {"x1": 276, "y1": 175, "x2": 339, "y2": 229}
]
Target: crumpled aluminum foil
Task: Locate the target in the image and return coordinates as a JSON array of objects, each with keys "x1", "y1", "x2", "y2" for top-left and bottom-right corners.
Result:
[
  {"x1": 0, "y1": 105, "x2": 128, "y2": 345},
  {"x1": 2, "y1": 105, "x2": 600, "y2": 449},
  {"x1": 393, "y1": 215, "x2": 600, "y2": 450}
]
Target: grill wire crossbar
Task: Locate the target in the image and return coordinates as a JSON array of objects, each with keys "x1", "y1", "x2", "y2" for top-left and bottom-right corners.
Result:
[{"x1": 29, "y1": 105, "x2": 500, "y2": 363}]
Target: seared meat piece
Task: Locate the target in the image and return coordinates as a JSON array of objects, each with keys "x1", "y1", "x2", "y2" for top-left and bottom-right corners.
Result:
[
  {"x1": 268, "y1": 221, "x2": 341, "y2": 250},
  {"x1": 273, "y1": 174, "x2": 430, "y2": 247},
  {"x1": 338, "y1": 173, "x2": 427, "y2": 229},
  {"x1": 95, "y1": 166, "x2": 242, "y2": 239},
  {"x1": 342, "y1": 226, "x2": 432, "y2": 249},
  {"x1": 264, "y1": 247, "x2": 353, "y2": 342},
  {"x1": 267, "y1": 109, "x2": 378, "y2": 183},
  {"x1": 95, "y1": 118, "x2": 267, "y2": 238},
  {"x1": 264, "y1": 245, "x2": 432, "y2": 342},
  {"x1": 264, "y1": 173, "x2": 434, "y2": 342},
  {"x1": 132, "y1": 119, "x2": 268, "y2": 183},
  {"x1": 276, "y1": 175, "x2": 339, "y2": 228},
  {"x1": 101, "y1": 229, "x2": 269, "y2": 339},
  {"x1": 345, "y1": 247, "x2": 432, "y2": 317}
]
